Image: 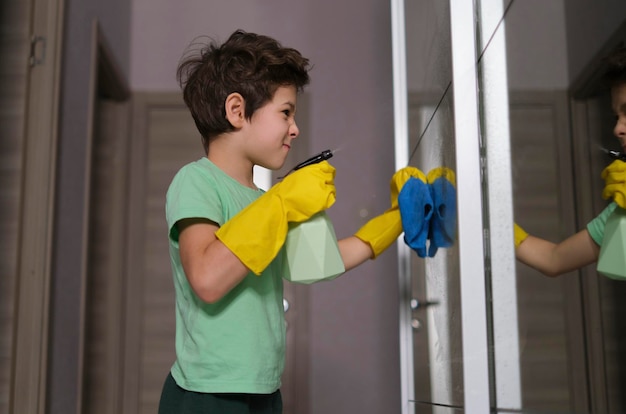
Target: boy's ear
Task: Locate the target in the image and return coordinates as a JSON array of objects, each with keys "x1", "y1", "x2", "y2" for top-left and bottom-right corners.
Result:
[{"x1": 225, "y1": 92, "x2": 246, "y2": 128}]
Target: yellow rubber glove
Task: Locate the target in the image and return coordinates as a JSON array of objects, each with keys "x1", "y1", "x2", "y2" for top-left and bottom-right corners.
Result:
[
  {"x1": 425, "y1": 167, "x2": 457, "y2": 256},
  {"x1": 601, "y1": 159, "x2": 626, "y2": 209},
  {"x1": 355, "y1": 167, "x2": 426, "y2": 258},
  {"x1": 514, "y1": 223, "x2": 529, "y2": 248},
  {"x1": 216, "y1": 161, "x2": 336, "y2": 275}
]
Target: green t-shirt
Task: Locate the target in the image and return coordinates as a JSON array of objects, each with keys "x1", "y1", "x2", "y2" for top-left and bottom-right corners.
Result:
[
  {"x1": 165, "y1": 157, "x2": 285, "y2": 394},
  {"x1": 587, "y1": 201, "x2": 618, "y2": 245}
]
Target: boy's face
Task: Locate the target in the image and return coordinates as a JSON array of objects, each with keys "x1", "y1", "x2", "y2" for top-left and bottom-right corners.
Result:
[
  {"x1": 611, "y1": 82, "x2": 626, "y2": 152},
  {"x1": 244, "y1": 85, "x2": 300, "y2": 170}
]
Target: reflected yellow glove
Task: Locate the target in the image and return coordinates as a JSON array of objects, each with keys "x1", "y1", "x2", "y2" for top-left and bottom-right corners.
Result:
[
  {"x1": 514, "y1": 223, "x2": 529, "y2": 248},
  {"x1": 427, "y1": 167, "x2": 456, "y2": 186},
  {"x1": 355, "y1": 167, "x2": 426, "y2": 258},
  {"x1": 601, "y1": 160, "x2": 626, "y2": 209},
  {"x1": 216, "y1": 161, "x2": 336, "y2": 275}
]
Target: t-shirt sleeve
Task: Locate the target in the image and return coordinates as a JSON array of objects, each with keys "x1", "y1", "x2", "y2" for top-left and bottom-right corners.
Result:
[
  {"x1": 166, "y1": 166, "x2": 224, "y2": 242},
  {"x1": 586, "y1": 201, "x2": 618, "y2": 246}
]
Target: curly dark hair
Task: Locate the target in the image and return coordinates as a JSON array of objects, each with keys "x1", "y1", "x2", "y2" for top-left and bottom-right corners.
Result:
[
  {"x1": 603, "y1": 45, "x2": 626, "y2": 88},
  {"x1": 177, "y1": 30, "x2": 311, "y2": 153}
]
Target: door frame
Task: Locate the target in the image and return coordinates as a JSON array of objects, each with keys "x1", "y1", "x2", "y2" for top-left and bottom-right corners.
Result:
[
  {"x1": 11, "y1": 0, "x2": 64, "y2": 412},
  {"x1": 80, "y1": 19, "x2": 131, "y2": 414}
]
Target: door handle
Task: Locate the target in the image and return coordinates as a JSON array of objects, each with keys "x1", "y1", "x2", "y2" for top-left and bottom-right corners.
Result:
[{"x1": 410, "y1": 298, "x2": 439, "y2": 311}]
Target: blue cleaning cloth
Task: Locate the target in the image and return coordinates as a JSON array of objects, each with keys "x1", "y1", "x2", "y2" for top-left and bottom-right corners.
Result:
[
  {"x1": 398, "y1": 177, "x2": 433, "y2": 258},
  {"x1": 427, "y1": 176, "x2": 457, "y2": 257}
]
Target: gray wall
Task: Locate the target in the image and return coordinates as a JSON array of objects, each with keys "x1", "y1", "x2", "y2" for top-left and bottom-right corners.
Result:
[
  {"x1": 405, "y1": 0, "x2": 570, "y2": 93},
  {"x1": 564, "y1": 0, "x2": 626, "y2": 85},
  {"x1": 493, "y1": 0, "x2": 626, "y2": 92},
  {"x1": 49, "y1": 0, "x2": 130, "y2": 412},
  {"x1": 130, "y1": 1, "x2": 401, "y2": 413},
  {"x1": 504, "y1": 0, "x2": 568, "y2": 90}
]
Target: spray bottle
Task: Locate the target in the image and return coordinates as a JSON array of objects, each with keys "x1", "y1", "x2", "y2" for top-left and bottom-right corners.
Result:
[
  {"x1": 280, "y1": 150, "x2": 345, "y2": 284},
  {"x1": 597, "y1": 149, "x2": 626, "y2": 280}
]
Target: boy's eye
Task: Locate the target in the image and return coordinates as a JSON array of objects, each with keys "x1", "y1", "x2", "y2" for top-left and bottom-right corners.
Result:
[{"x1": 282, "y1": 110, "x2": 291, "y2": 116}]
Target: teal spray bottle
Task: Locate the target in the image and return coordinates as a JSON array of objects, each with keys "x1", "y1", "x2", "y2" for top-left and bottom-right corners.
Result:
[
  {"x1": 279, "y1": 150, "x2": 345, "y2": 284},
  {"x1": 597, "y1": 150, "x2": 626, "y2": 280}
]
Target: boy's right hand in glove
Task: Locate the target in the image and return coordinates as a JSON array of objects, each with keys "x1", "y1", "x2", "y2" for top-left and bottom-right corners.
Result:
[
  {"x1": 602, "y1": 159, "x2": 626, "y2": 209},
  {"x1": 216, "y1": 161, "x2": 336, "y2": 275}
]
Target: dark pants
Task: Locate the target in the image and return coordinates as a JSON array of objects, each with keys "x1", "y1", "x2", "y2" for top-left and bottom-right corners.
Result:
[{"x1": 158, "y1": 373, "x2": 283, "y2": 414}]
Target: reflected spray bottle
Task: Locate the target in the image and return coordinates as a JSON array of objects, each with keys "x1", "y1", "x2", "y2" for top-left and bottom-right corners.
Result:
[{"x1": 597, "y1": 149, "x2": 626, "y2": 280}]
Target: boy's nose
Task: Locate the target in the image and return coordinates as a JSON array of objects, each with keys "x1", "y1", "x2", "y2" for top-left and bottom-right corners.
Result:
[
  {"x1": 290, "y1": 122, "x2": 300, "y2": 138},
  {"x1": 614, "y1": 119, "x2": 626, "y2": 138}
]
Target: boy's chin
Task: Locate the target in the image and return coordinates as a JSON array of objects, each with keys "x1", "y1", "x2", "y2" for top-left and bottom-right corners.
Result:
[
  {"x1": 255, "y1": 162, "x2": 282, "y2": 171},
  {"x1": 268, "y1": 160, "x2": 284, "y2": 170},
  {"x1": 270, "y1": 158, "x2": 289, "y2": 171}
]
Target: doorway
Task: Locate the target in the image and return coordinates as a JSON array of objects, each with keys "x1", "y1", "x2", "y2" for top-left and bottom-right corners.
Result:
[{"x1": 81, "y1": 20, "x2": 131, "y2": 414}]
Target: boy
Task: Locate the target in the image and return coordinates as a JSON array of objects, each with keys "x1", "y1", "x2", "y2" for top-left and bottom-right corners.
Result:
[
  {"x1": 515, "y1": 46, "x2": 626, "y2": 276},
  {"x1": 158, "y1": 29, "x2": 420, "y2": 414}
]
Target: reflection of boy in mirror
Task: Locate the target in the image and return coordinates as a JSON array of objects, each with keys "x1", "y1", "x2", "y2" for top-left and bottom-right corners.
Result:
[{"x1": 515, "y1": 46, "x2": 626, "y2": 277}]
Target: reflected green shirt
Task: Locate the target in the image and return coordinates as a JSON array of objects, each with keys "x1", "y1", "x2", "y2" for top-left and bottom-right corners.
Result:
[
  {"x1": 587, "y1": 202, "x2": 618, "y2": 245},
  {"x1": 165, "y1": 157, "x2": 285, "y2": 394}
]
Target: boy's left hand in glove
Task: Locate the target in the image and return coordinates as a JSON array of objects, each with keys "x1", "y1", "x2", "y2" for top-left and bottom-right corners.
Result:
[
  {"x1": 514, "y1": 223, "x2": 529, "y2": 248},
  {"x1": 354, "y1": 166, "x2": 425, "y2": 258}
]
